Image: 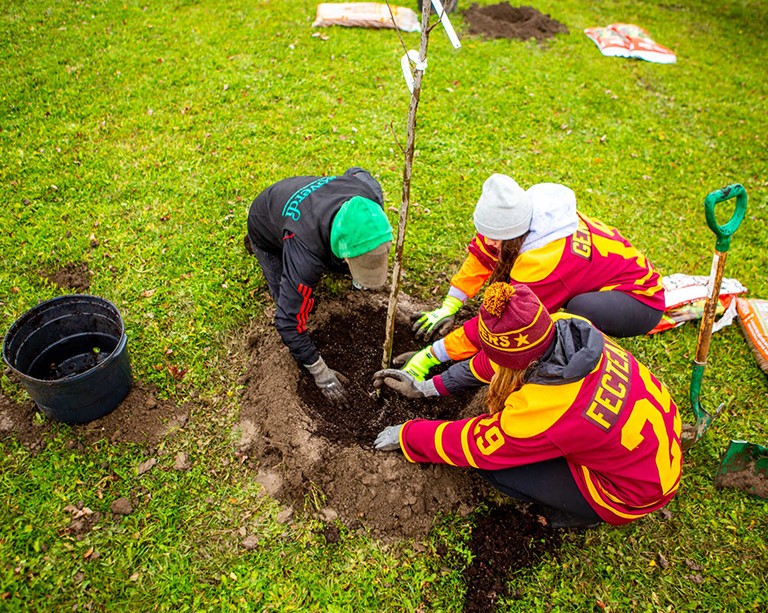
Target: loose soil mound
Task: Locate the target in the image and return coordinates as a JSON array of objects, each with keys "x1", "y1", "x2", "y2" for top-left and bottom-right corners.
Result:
[
  {"x1": 463, "y1": 3, "x2": 569, "y2": 41},
  {"x1": 238, "y1": 289, "x2": 492, "y2": 539},
  {"x1": 464, "y1": 504, "x2": 562, "y2": 611},
  {"x1": 0, "y1": 382, "x2": 190, "y2": 451}
]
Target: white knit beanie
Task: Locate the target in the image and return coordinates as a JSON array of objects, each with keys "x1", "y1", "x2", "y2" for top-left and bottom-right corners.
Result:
[{"x1": 473, "y1": 174, "x2": 533, "y2": 240}]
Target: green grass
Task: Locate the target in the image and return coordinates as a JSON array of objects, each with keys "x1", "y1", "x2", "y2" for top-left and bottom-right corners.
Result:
[{"x1": 1, "y1": 0, "x2": 767, "y2": 610}]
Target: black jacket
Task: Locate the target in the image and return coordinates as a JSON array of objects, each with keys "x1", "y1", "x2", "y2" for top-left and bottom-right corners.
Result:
[{"x1": 247, "y1": 169, "x2": 383, "y2": 365}]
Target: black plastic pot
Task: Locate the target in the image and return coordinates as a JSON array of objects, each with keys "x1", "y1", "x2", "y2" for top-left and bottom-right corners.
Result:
[{"x1": 2, "y1": 295, "x2": 132, "y2": 424}]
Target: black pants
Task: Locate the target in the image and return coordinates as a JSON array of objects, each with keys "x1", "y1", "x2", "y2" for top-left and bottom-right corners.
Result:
[
  {"x1": 246, "y1": 236, "x2": 283, "y2": 302},
  {"x1": 565, "y1": 290, "x2": 663, "y2": 337},
  {"x1": 477, "y1": 457, "x2": 602, "y2": 528}
]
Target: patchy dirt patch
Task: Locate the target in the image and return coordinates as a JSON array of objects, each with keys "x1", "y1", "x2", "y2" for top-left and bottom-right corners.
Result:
[
  {"x1": 464, "y1": 503, "x2": 563, "y2": 612},
  {"x1": 463, "y1": 3, "x2": 569, "y2": 41},
  {"x1": 238, "y1": 289, "x2": 495, "y2": 539},
  {"x1": 44, "y1": 261, "x2": 91, "y2": 292},
  {"x1": 61, "y1": 505, "x2": 102, "y2": 540},
  {"x1": 0, "y1": 381, "x2": 190, "y2": 451}
]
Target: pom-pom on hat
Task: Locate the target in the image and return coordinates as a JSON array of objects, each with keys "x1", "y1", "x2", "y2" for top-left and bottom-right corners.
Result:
[
  {"x1": 473, "y1": 174, "x2": 533, "y2": 240},
  {"x1": 478, "y1": 283, "x2": 555, "y2": 369}
]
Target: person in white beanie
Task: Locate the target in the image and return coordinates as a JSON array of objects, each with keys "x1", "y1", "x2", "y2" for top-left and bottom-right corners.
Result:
[{"x1": 403, "y1": 173, "x2": 665, "y2": 385}]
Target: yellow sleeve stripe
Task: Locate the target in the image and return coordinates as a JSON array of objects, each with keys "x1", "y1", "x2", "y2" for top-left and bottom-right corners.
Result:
[
  {"x1": 476, "y1": 239, "x2": 496, "y2": 259},
  {"x1": 469, "y1": 356, "x2": 496, "y2": 383},
  {"x1": 637, "y1": 267, "x2": 655, "y2": 285},
  {"x1": 434, "y1": 422, "x2": 455, "y2": 466},
  {"x1": 578, "y1": 465, "x2": 648, "y2": 520},
  {"x1": 400, "y1": 423, "x2": 416, "y2": 463},
  {"x1": 460, "y1": 418, "x2": 480, "y2": 468},
  {"x1": 632, "y1": 283, "x2": 664, "y2": 297}
]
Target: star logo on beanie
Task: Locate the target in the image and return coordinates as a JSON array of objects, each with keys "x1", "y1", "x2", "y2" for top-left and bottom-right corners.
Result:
[{"x1": 514, "y1": 333, "x2": 530, "y2": 347}]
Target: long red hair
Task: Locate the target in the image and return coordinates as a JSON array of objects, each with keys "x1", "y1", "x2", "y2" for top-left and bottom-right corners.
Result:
[{"x1": 486, "y1": 362, "x2": 544, "y2": 414}]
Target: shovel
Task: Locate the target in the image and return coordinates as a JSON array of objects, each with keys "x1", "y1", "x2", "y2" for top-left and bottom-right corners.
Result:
[
  {"x1": 680, "y1": 184, "x2": 747, "y2": 451},
  {"x1": 714, "y1": 439, "x2": 768, "y2": 499}
]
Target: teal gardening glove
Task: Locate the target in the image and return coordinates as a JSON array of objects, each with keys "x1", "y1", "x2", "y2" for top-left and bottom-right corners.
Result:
[{"x1": 411, "y1": 295, "x2": 463, "y2": 342}]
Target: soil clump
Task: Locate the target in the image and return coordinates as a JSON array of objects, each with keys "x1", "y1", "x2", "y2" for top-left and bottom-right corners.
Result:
[
  {"x1": 45, "y1": 261, "x2": 91, "y2": 292},
  {"x1": 463, "y1": 3, "x2": 569, "y2": 41},
  {"x1": 716, "y1": 459, "x2": 768, "y2": 499},
  {"x1": 464, "y1": 503, "x2": 563, "y2": 611}
]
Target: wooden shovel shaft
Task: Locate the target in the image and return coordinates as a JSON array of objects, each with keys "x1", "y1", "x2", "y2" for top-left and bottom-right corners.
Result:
[{"x1": 694, "y1": 250, "x2": 728, "y2": 365}]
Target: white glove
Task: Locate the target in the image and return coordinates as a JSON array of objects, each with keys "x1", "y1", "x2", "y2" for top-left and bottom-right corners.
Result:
[
  {"x1": 372, "y1": 369, "x2": 439, "y2": 398},
  {"x1": 374, "y1": 424, "x2": 404, "y2": 451}
]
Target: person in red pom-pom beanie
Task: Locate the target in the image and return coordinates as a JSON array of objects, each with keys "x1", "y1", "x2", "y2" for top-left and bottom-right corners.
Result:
[{"x1": 374, "y1": 283, "x2": 682, "y2": 529}]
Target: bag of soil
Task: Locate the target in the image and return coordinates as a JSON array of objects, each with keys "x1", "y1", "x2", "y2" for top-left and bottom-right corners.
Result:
[
  {"x1": 647, "y1": 273, "x2": 748, "y2": 334},
  {"x1": 312, "y1": 3, "x2": 420, "y2": 32},
  {"x1": 736, "y1": 297, "x2": 768, "y2": 374}
]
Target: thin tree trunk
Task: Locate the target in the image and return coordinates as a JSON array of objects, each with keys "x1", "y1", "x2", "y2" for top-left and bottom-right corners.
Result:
[{"x1": 381, "y1": 3, "x2": 432, "y2": 370}]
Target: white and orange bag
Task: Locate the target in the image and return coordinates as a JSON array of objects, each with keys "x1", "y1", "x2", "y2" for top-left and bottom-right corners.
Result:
[
  {"x1": 648, "y1": 273, "x2": 747, "y2": 334},
  {"x1": 312, "y1": 3, "x2": 421, "y2": 32},
  {"x1": 736, "y1": 298, "x2": 768, "y2": 374},
  {"x1": 584, "y1": 23, "x2": 676, "y2": 64}
]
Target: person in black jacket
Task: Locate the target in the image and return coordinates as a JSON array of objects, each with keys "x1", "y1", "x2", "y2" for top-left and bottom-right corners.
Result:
[{"x1": 246, "y1": 167, "x2": 393, "y2": 405}]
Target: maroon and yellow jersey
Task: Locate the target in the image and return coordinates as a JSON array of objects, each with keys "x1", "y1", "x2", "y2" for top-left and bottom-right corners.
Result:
[
  {"x1": 400, "y1": 337, "x2": 682, "y2": 525},
  {"x1": 444, "y1": 213, "x2": 664, "y2": 359},
  {"x1": 451, "y1": 213, "x2": 663, "y2": 309}
]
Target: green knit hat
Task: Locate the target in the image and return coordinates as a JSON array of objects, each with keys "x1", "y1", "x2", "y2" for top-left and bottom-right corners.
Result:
[{"x1": 330, "y1": 196, "x2": 393, "y2": 259}]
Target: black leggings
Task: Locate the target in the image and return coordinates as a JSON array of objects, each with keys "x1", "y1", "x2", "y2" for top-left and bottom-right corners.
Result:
[
  {"x1": 565, "y1": 290, "x2": 663, "y2": 337},
  {"x1": 477, "y1": 457, "x2": 602, "y2": 527}
]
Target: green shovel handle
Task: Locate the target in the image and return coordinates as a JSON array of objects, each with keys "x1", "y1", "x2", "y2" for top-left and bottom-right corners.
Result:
[{"x1": 704, "y1": 184, "x2": 747, "y2": 252}]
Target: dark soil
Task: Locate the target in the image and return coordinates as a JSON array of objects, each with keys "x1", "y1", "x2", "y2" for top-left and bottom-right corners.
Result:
[
  {"x1": 238, "y1": 289, "x2": 492, "y2": 540},
  {"x1": 45, "y1": 261, "x2": 91, "y2": 292},
  {"x1": 464, "y1": 504, "x2": 562, "y2": 612},
  {"x1": 298, "y1": 301, "x2": 472, "y2": 447},
  {"x1": 463, "y1": 3, "x2": 569, "y2": 41}
]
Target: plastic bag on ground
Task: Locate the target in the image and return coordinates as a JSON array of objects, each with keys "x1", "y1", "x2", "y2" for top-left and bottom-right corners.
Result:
[{"x1": 313, "y1": 3, "x2": 420, "y2": 32}]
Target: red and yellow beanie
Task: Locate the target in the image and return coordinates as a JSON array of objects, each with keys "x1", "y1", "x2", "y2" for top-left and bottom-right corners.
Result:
[{"x1": 478, "y1": 283, "x2": 555, "y2": 369}]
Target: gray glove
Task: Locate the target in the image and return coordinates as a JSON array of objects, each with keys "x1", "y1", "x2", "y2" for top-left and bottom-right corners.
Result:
[
  {"x1": 374, "y1": 424, "x2": 404, "y2": 451},
  {"x1": 305, "y1": 357, "x2": 348, "y2": 407},
  {"x1": 372, "y1": 369, "x2": 439, "y2": 398}
]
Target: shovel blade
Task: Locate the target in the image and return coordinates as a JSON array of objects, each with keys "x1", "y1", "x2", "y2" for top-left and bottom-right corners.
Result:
[
  {"x1": 715, "y1": 440, "x2": 768, "y2": 500},
  {"x1": 680, "y1": 401, "x2": 725, "y2": 451}
]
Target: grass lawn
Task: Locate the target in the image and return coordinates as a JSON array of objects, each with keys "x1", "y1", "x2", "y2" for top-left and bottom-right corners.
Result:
[{"x1": 1, "y1": 0, "x2": 767, "y2": 610}]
